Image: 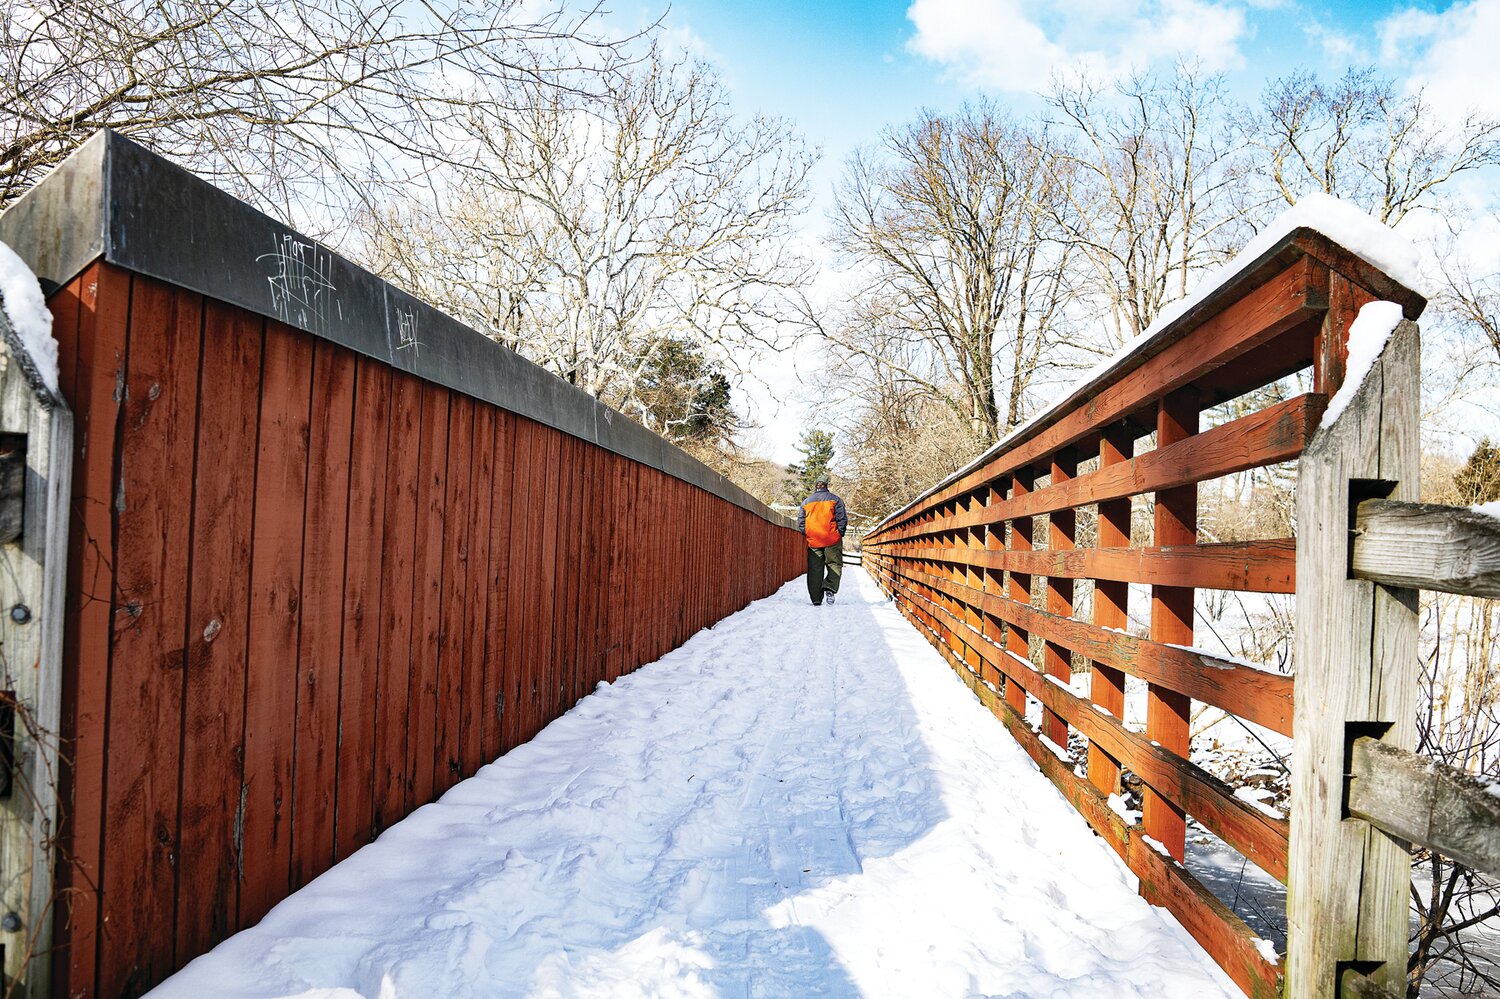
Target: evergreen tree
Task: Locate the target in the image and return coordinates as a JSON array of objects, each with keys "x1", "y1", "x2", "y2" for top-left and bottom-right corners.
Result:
[
  {"x1": 1455, "y1": 438, "x2": 1500, "y2": 505},
  {"x1": 633, "y1": 338, "x2": 737, "y2": 447},
  {"x1": 785, "y1": 429, "x2": 835, "y2": 503}
]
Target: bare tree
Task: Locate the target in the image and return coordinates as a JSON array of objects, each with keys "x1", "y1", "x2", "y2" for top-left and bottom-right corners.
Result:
[
  {"x1": 826, "y1": 103, "x2": 1078, "y2": 445},
  {"x1": 365, "y1": 45, "x2": 815, "y2": 421},
  {"x1": 1045, "y1": 66, "x2": 1246, "y2": 346},
  {"x1": 0, "y1": 0, "x2": 626, "y2": 233},
  {"x1": 1443, "y1": 260, "x2": 1500, "y2": 365},
  {"x1": 1241, "y1": 67, "x2": 1500, "y2": 226}
]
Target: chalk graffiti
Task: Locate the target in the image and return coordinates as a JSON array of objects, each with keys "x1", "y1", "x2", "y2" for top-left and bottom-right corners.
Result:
[
  {"x1": 395, "y1": 306, "x2": 423, "y2": 357},
  {"x1": 257, "y1": 235, "x2": 335, "y2": 333}
]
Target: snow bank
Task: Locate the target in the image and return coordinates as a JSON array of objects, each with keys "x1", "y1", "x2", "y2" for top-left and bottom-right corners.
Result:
[
  {"x1": 1320, "y1": 301, "x2": 1404, "y2": 430},
  {"x1": 1474, "y1": 500, "x2": 1500, "y2": 523},
  {"x1": 0, "y1": 241, "x2": 59, "y2": 396},
  {"x1": 871, "y1": 193, "x2": 1428, "y2": 534}
]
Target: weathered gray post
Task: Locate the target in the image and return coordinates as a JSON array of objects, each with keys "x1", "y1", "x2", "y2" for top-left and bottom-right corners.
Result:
[
  {"x1": 1288, "y1": 316, "x2": 1421, "y2": 998},
  {"x1": 0, "y1": 288, "x2": 71, "y2": 999}
]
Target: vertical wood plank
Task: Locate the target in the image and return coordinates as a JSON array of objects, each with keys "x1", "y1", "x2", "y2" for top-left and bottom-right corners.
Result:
[
  {"x1": 521, "y1": 423, "x2": 553, "y2": 742},
  {"x1": 1145, "y1": 391, "x2": 1199, "y2": 862},
  {"x1": 550, "y1": 435, "x2": 578, "y2": 717},
  {"x1": 371, "y1": 372, "x2": 421, "y2": 833},
  {"x1": 1043, "y1": 454, "x2": 1077, "y2": 750},
  {"x1": 432, "y1": 396, "x2": 473, "y2": 794},
  {"x1": 1313, "y1": 274, "x2": 1375, "y2": 398},
  {"x1": 239, "y1": 321, "x2": 314, "y2": 928},
  {"x1": 502, "y1": 418, "x2": 534, "y2": 751},
  {"x1": 406, "y1": 384, "x2": 450, "y2": 808},
  {"x1": 461, "y1": 404, "x2": 495, "y2": 776},
  {"x1": 607, "y1": 455, "x2": 632, "y2": 681},
  {"x1": 629, "y1": 465, "x2": 646, "y2": 667},
  {"x1": 54, "y1": 262, "x2": 129, "y2": 998},
  {"x1": 482, "y1": 409, "x2": 514, "y2": 762},
  {"x1": 1089, "y1": 427, "x2": 1133, "y2": 798},
  {"x1": 1005, "y1": 470, "x2": 1034, "y2": 716},
  {"x1": 535, "y1": 429, "x2": 563, "y2": 723},
  {"x1": 575, "y1": 446, "x2": 598, "y2": 697},
  {"x1": 98, "y1": 276, "x2": 199, "y2": 992},
  {"x1": 289, "y1": 340, "x2": 356, "y2": 889},
  {"x1": 982, "y1": 484, "x2": 1005, "y2": 690},
  {"x1": 335, "y1": 357, "x2": 391, "y2": 858},
  {"x1": 174, "y1": 300, "x2": 261, "y2": 962}
]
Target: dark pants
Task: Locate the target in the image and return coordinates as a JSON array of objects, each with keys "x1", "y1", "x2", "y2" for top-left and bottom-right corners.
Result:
[{"x1": 806, "y1": 541, "x2": 843, "y2": 604}]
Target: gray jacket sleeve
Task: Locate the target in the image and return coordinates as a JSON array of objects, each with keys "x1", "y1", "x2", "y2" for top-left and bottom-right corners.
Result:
[
  {"x1": 797, "y1": 500, "x2": 806, "y2": 534},
  {"x1": 835, "y1": 496, "x2": 847, "y2": 536}
]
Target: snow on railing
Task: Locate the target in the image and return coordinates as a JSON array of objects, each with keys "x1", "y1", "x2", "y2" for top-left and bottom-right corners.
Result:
[{"x1": 862, "y1": 197, "x2": 1434, "y2": 999}]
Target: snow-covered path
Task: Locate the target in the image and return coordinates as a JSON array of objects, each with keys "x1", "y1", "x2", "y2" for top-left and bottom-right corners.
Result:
[{"x1": 152, "y1": 569, "x2": 1238, "y2": 999}]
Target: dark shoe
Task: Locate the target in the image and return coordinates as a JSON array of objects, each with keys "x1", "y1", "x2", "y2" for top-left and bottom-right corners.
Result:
[
  {"x1": 825, "y1": 591, "x2": 836, "y2": 605},
  {"x1": 812, "y1": 601, "x2": 822, "y2": 606}
]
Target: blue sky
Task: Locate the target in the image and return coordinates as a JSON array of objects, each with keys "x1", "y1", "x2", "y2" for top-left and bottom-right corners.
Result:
[
  {"x1": 655, "y1": 0, "x2": 1497, "y2": 213},
  {"x1": 610, "y1": 0, "x2": 1500, "y2": 461}
]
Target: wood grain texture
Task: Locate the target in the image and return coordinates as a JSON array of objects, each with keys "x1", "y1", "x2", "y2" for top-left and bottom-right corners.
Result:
[
  {"x1": 1287, "y1": 319, "x2": 1420, "y2": 999},
  {"x1": 0, "y1": 268, "x2": 73, "y2": 999},
  {"x1": 895, "y1": 563, "x2": 1293, "y2": 735},
  {"x1": 174, "y1": 298, "x2": 261, "y2": 961},
  {"x1": 884, "y1": 581, "x2": 1283, "y2": 999},
  {"x1": 372, "y1": 371, "x2": 422, "y2": 833},
  {"x1": 406, "y1": 383, "x2": 450, "y2": 808},
  {"x1": 1145, "y1": 391, "x2": 1198, "y2": 863},
  {"x1": 885, "y1": 255, "x2": 1328, "y2": 518},
  {"x1": 1089, "y1": 428, "x2": 1132, "y2": 798},
  {"x1": 1042, "y1": 456, "x2": 1076, "y2": 750},
  {"x1": 335, "y1": 357, "x2": 391, "y2": 858},
  {"x1": 1348, "y1": 737, "x2": 1500, "y2": 878},
  {"x1": 1353, "y1": 499, "x2": 1500, "y2": 598},
  {"x1": 879, "y1": 539, "x2": 1296, "y2": 593},
  {"x1": 290, "y1": 340, "x2": 356, "y2": 890},
  {"x1": 54, "y1": 262, "x2": 129, "y2": 998},
  {"x1": 885, "y1": 571, "x2": 1289, "y2": 881},
  {"x1": 882, "y1": 393, "x2": 1322, "y2": 541},
  {"x1": 98, "y1": 275, "x2": 199, "y2": 993},
  {"x1": 433, "y1": 395, "x2": 473, "y2": 796},
  {"x1": 460, "y1": 403, "x2": 496, "y2": 777},
  {"x1": 238, "y1": 321, "x2": 313, "y2": 929}
]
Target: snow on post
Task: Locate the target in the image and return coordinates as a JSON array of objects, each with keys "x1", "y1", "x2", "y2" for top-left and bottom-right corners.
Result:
[
  {"x1": 1320, "y1": 301, "x2": 1404, "y2": 430},
  {"x1": 0, "y1": 240, "x2": 60, "y2": 401}
]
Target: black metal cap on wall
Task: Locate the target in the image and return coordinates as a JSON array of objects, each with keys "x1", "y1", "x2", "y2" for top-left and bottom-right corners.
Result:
[{"x1": 0, "y1": 130, "x2": 790, "y2": 526}]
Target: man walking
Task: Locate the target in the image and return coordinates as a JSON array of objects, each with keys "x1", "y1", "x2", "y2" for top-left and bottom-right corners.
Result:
[{"x1": 798, "y1": 477, "x2": 847, "y2": 606}]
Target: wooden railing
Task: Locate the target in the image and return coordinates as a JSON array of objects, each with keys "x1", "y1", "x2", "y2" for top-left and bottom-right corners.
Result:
[
  {"x1": 862, "y1": 222, "x2": 1442, "y2": 998},
  {"x1": 1293, "y1": 351, "x2": 1500, "y2": 999}
]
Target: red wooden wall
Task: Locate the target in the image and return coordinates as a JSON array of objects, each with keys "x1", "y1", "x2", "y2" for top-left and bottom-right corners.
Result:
[{"x1": 46, "y1": 262, "x2": 803, "y2": 998}]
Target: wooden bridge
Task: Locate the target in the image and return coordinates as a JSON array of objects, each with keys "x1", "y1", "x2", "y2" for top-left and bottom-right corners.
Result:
[
  {"x1": 862, "y1": 215, "x2": 1500, "y2": 997},
  {"x1": 0, "y1": 132, "x2": 1495, "y2": 998}
]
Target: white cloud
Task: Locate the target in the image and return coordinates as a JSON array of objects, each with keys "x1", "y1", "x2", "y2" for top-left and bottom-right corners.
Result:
[
  {"x1": 906, "y1": 0, "x2": 1248, "y2": 92},
  {"x1": 906, "y1": 0, "x2": 1073, "y2": 91},
  {"x1": 1378, "y1": 0, "x2": 1500, "y2": 120},
  {"x1": 1302, "y1": 22, "x2": 1364, "y2": 64},
  {"x1": 659, "y1": 23, "x2": 720, "y2": 63}
]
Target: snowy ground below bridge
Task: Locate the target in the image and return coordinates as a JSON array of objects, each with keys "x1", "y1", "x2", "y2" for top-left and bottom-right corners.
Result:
[{"x1": 151, "y1": 568, "x2": 1239, "y2": 999}]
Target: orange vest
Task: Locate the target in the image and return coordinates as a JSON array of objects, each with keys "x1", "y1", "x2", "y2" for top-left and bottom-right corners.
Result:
[{"x1": 803, "y1": 498, "x2": 842, "y2": 548}]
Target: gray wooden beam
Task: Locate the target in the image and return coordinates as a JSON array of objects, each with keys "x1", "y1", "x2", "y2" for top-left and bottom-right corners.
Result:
[
  {"x1": 1353, "y1": 498, "x2": 1500, "y2": 598},
  {"x1": 1348, "y1": 736, "x2": 1500, "y2": 878}
]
